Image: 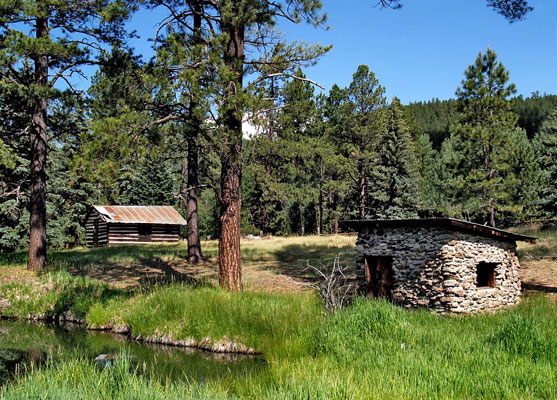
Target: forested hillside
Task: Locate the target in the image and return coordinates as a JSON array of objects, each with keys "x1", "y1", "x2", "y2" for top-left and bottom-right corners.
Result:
[{"x1": 406, "y1": 93, "x2": 557, "y2": 148}]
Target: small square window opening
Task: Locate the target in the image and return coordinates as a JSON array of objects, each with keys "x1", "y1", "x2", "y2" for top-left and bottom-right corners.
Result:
[{"x1": 476, "y1": 262, "x2": 497, "y2": 288}]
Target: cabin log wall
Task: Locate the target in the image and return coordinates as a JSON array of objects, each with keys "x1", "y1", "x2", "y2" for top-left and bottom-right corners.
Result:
[
  {"x1": 107, "y1": 223, "x2": 181, "y2": 245},
  {"x1": 85, "y1": 213, "x2": 108, "y2": 247}
]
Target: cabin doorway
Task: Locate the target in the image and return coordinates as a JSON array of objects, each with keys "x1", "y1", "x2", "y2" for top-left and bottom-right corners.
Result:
[
  {"x1": 93, "y1": 219, "x2": 99, "y2": 247},
  {"x1": 365, "y1": 256, "x2": 394, "y2": 299}
]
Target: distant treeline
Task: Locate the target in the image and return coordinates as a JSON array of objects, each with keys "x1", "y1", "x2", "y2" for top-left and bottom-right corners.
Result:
[{"x1": 406, "y1": 93, "x2": 557, "y2": 148}]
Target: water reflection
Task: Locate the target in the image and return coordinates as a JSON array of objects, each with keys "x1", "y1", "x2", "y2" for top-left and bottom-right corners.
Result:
[{"x1": 0, "y1": 320, "x2": 265, "y2": 386}]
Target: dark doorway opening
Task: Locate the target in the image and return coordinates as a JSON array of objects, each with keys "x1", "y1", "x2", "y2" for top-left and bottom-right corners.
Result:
[
  {"x1": 365, "y1": 256, "x2": 394, "y2": 298},
  {"x1": 138, "y1": 225, "x2": 152, "y2": 241},
  {"x1": 93, "y1": 219, "x2": 99, "y2": 247},
  {"x1": 476, "y1": 262, "x2": 497, "y2": 288}
]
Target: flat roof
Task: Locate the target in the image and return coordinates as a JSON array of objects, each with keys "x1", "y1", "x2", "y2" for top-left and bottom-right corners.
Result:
[
  {"x1": 92, "y1": 205, "x2": 187, "y2": 225},
  {"x1": 341, "y1": 218, "x2": 536, "y2": 244}
]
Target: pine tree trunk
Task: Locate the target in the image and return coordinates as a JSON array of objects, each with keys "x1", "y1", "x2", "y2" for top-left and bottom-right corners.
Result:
[
  {"x1": 187, "y1": 128, "x2": 203, "y2": 263},
  {"x1": 186, "y1": 2, "x2": 204, "y2": 264},
  {"x1": 259, "y1": 160, "x2": 270, "y2": 236},
  {"x1": 317, "y1": 157, "x2": 323, "y2": 235},
  {"x1": 218, "y1": 8, "x2": 244, "y2": 291},
  {"x1": 489, "y1": 199, "x2": 496, "y2": 228},
  {"x1": 65, "y1": 175, "x2": 71, "y2": 249},
  {"x1": 358, "y1": 160, "x2": 366, "y2": 219},
  {"x1": 178, "y1": 160, "x2": 186, "y2": 210},
  {"x1": 28, "y1": 16, "x2": 48, "y2": 271}
]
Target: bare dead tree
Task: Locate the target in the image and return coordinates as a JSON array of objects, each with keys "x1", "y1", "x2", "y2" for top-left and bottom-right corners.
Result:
[{"x1": 304, "y1": 255, "x2": 354, "y2": 313}]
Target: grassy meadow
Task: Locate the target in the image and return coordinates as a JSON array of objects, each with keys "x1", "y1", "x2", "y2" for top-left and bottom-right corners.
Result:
[{"x1": 0, "y1": 231, "x2": 556, "y2": 399}]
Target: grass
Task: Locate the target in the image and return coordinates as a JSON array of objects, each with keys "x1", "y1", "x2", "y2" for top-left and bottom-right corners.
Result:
[
  {"x1": 1, "y1": 297, "x2": 555, "y2": 399},
  {"x1": 0, "y1": 270, "x2": 125, "y2": 320},
  {"x1": 86, "y1": 286, "x2": 323, "y2": 358},
  {"x1": 1, "y1": 232, "x2": 556, "y2": 398},
  {"x1": 0, "y1": 234, "x2": 357, "y2": 291},
  {"x1": 512, "y1": 226, "x2": 557, "y2": 295},
  {"x1": 0, "y1": 356, "x2": 223, "y2": 400}
]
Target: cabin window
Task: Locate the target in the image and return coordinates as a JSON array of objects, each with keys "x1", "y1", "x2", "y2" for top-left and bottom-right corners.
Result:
[
  {"x1": 476, "y1": 262, "x2": 497, "y2": 288},
  {"x1": 138, "y1": 225, "x2": 152, "y2": 240}
]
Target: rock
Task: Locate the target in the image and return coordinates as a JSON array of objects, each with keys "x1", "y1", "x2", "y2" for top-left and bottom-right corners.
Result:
[{"x1": 112, "y1": 325, "x2": 131, "y2": 335}]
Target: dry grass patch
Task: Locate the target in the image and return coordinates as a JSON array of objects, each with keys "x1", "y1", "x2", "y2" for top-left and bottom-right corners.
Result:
[
  {"x1": 514, "y1": 226, "x2": 557, "y2": 298},
  {"x1": 0, "y1": 235, "x2": 357, "y2": 293}
]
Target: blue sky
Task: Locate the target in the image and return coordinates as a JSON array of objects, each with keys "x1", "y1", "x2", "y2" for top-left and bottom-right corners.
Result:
[{"x1": 125, "y1": 0, "x2": 556, "y2": 104}]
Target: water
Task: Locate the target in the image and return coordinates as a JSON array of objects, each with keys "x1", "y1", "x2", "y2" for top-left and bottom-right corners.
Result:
[{"x1": 0, "y1": 320, "x2": 265, "y2": 386}]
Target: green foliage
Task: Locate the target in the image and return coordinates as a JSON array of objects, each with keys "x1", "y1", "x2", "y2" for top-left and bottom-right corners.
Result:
[
  {"x1": 533, "y1": 109, "x2": 557, "y2": 216},
  {"x1": 405, "y1": 98, "x2": 458, "y2": 148},
  {"x1": 369, "y1": 97, "x2": 419, "y2": 218},
  {"x1": 445, "y1": 48, "x2": 539, "y2": 226}
]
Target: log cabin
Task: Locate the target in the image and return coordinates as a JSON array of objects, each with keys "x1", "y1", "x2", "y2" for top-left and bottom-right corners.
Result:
[{"x1": 85, "y1": 205, "x2": 186, "y2": 247}]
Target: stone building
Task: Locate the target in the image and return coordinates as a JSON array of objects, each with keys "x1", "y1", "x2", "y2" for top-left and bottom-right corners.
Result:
[{"x1": 343, "y1": 218, "x2": 536, "y2": 313}]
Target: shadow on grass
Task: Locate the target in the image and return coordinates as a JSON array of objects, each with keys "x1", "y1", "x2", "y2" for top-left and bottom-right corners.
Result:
[
  {"x1": 269, "y1": 243, "x2": 355, "y2": 283},
  {"x1": 522, "y1": 282, "x2": 557, "y2": 293},
  {"x1": 38, "y1": 245, "x2": 215, "y2": 289}
]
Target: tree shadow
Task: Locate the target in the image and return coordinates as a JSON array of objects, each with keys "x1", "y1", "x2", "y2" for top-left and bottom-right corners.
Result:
[
  {"x1": 45, "y1": 245, "x2": 217, "y2": 289},
  {"x1": 270, "y1": 243, "x2": 356, "y2": 284},
  {"x1": 522, "y1": 282, "x2": 557, "y2": 293}
]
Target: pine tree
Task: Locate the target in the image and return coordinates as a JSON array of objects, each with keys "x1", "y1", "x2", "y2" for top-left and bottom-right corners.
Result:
[
  {"x1": 328, "y1": 65, "x2": 386, "y2": 219},
  {"x1": 449, "y1": 48, "x2": 535, "y2": 226},
  {"x1": 369, "y1": 97, "x2": 419, "y2": 218},
  {"x1": 148, "y1": 0, "x2": 328, "y2": 290},
  {"x1": 533, "y1": 110, "x2": 557, "y2": 217},
  {"x1": 374, "y1": 1, "x2": 533, "y2": 22},
  {"x1": 414, "y1": 133, "x2": 440, "y2": 215},
  {"x1": 0, "y1": 1, "x2": 132, "y2": 269},
  {"x1": 496, "y1": 127, "x2": 540, "y2": 224}
]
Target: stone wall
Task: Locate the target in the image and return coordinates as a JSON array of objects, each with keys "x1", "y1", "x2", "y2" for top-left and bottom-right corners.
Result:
[{"x1": 354, "y1": 226, "x2": 521, "y2": 313}]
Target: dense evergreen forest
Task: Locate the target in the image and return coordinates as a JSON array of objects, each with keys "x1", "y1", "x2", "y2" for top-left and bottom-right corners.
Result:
[
  {"x1": 2, "y1": 54, "x2": 556, "y2": 253},
  {"x1": 0, "y1": 1, "x2": 554, "y2": 290}
]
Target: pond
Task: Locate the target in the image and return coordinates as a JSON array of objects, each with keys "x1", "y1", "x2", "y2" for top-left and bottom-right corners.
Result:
[{"x1": 0, "y1": 320, "x2": 265, "y2": 386}]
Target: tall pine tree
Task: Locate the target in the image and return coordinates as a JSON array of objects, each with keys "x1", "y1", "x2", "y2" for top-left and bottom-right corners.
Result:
[
  {"x1": 370, "y1": 97, "x2": 418, "y2": 218},
  {"x1": 449, "y1": 48, "x2": 535, "y2": 226},
  {"x1": 533, "y1": 110, "x2": 557, "y2": 217},
  {"x1": 0, "y1": 1, "x2": 132, "y2": 269}
]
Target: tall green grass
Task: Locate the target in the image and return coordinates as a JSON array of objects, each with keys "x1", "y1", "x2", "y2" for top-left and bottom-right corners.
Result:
[
  {"x1": 1, "y1": 296, "x2": 556, "y2": 399},
  {"x1": 0, "y1": 356, "x2": 223, "y2": 400},
  {"x1": 88, "y1": 285, "x2": 323, "y2": 359},
  {"x1": 0, "y1": 270, "x2": 126, "y2": 319}
]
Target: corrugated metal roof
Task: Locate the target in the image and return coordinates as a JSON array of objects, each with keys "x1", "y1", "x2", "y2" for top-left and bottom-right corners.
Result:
[
  {"x1": 92, "y1": 205, "x2": 187, "y2": 225},
  {"x1": 341, "y1": 218, "x2": 536, "y2": 243}
]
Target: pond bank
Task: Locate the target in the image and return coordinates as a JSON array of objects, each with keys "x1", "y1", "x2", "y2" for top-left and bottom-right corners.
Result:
[
  {"x1": 0, "y1": 319, "x2": 265, "y2": 388},
  {"x1": 0, "y1": 279, "x2": 321, "y2": 359},
  {"x1": 0, "y1": 310, "x2": 261, "y2": 355}
]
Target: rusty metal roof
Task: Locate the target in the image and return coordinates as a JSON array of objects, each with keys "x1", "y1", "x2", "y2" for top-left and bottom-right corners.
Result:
[
  {"x1": 341, "y1": 218, "x2": 536, "y2": 243},
  {"x1": 92, "y1": 205, "x2": 187, "y2": 225}
]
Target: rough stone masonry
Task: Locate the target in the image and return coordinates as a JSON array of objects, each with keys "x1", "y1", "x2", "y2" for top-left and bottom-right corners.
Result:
[{"x1": 350, "y1": 222, "x2": 530, "y2": 313}]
